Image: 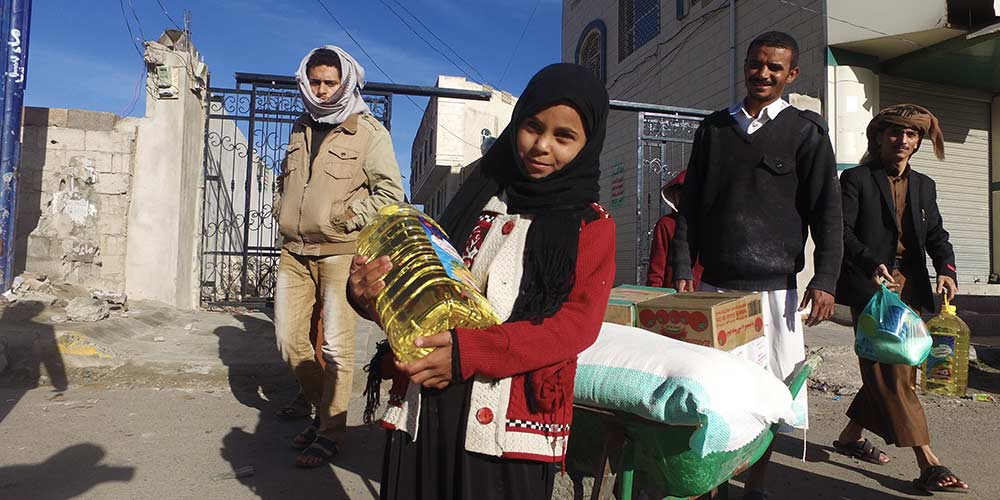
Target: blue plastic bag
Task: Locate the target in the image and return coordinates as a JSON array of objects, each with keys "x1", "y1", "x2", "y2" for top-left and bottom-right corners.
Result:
[{"x1": 854, "y1": 283, "x2": 932, "y2": 365}]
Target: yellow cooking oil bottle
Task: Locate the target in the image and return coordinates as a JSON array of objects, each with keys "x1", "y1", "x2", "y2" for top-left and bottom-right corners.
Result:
[
  {"x1": 357, "y1": 204, "x2": 499, "y2": 363},
  {"x1": 921, "y1": 296, "x2": 971, "y2": 397}
]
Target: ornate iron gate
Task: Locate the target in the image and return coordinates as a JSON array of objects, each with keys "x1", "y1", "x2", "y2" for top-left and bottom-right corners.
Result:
[
  {"x1": 200, "y1": 77, "x2": 390, "y2": 305},
  {"x1": 634, "y1": 111, "x2": 703, "y2": 283}
]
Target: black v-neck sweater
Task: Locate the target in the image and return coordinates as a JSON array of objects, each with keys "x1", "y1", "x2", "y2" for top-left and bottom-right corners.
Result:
[{"x1": 670, "y1": 107, "x2": 843, "y2": 293}]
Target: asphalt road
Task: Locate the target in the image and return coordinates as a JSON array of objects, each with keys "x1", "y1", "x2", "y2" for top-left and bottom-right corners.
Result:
[{"x1": 1, "y1": 373, "x2": 997, "y2": 500}]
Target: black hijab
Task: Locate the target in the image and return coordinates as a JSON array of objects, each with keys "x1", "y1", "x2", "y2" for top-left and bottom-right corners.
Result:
[{"x1": 438, "y1": 63, "x2": 610, "y2": 323}]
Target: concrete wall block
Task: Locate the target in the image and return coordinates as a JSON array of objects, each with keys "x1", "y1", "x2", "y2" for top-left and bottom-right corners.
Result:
[
  {"x1": 24, "y1": 259, "x2": 63, "y2": 280},
  {"x1": 23, "y1": 107, "x2": 68, "y2": 127},
  {"x1": 18, "y1": 147, "x2": 46, "y2": 184},
  {"x1": 85, "y1": 130, "x2": 134, "y2": 154},
  {"x1": 81, "y1": 151, "x2": 114, "y2": 174},
  {"x1": 110, "y1": 154, "x2": 133, "y2": 174},
  {"x1": 66, "y1": 109, "x2": 120, "y2": 131},
  {"x1": 98, "y1": 273, "x2": 126, "y2": 290},
  {"x1": 60, "y1": 236, "x2": 101, "y2": 264},
  {"x1": 98, "y1": 194, "x2": 130, "y2": 217},
  {"x1": 99, "y1": 256, "x2": 127, "y2": 277},
  {"x1": 39, "y1": 148, "x2": 71, "y2": 177},
  {"x1": 25, "y1": 235, "x2": 52, "y2": 259},
  {"x1": 114, "y1": 117, "x2": 141, "y2": 136},
  {"x1": 101, "y1": 234, "x2": 128, "y2": 258},
  {"x1": 95, "y1": 172, "x2": 130, "y2": 195},
  {"x1": 43, "y1": 127, "x2": 86, "y2": 151},
  {"x1": 21, "y1": 126, "x2": 47, "y2": 150},
  {"x1": 96, "y1": 213, "x2": 127, "y2": 235},
  {"x1": 64, "y1": 263, "x2": 103, "y2": 290}
]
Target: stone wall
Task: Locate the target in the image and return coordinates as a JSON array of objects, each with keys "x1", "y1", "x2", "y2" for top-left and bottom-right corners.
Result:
[
  {"x1": 12, "y1": 30, "x2": 209, "y2": 309},
  {"x1": 15, "y1": 107, "x2": 138, "y2": 293}
]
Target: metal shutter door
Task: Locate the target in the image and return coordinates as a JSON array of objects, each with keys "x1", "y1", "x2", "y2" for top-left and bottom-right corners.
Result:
[{"x1": 880, "y1": 77, "x2": 992, "y2": 284}]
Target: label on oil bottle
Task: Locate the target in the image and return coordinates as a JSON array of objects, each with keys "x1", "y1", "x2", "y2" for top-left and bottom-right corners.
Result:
[
  {"x1": 418, "y1": 215, "x2": 481, "y2": 292},
  {"x1": 926, "y1": 335, "x2": 955, "y2": 380}
]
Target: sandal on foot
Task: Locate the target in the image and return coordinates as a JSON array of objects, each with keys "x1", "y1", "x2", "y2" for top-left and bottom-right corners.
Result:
[
  {"x1": 292, "y1": 415, "x2": 319, "y2": 450},
  {"x1": 833, "y1": 438, "x2": 890, "y2": 465},
  {"x1": 913, "y1": 465, "x2": 970, "y2": 494},
  {"x1": 295, "y1": 436, "x2": 338, "y2": 468},
  {"x1": 292, "y1": 420, "x2": 318, "y2": 450}
]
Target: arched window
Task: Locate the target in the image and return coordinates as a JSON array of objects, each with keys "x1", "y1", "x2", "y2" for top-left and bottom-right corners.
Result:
[{"x1": 575, "y1": 20, "x2": 606, "y2": 83}]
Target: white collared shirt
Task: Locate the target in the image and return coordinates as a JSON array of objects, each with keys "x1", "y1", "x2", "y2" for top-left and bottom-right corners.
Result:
[{"x1": 729, "y1": 98, "x2": 790, "y2": 135}]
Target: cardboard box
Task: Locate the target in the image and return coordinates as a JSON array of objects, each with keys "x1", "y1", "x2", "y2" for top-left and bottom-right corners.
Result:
[
  {"x1": 635, "y1": 292, "x2": 764, "y2": 351},
  {"x1": 603, "y1": 285, "x2": 674, "y2": 326}
]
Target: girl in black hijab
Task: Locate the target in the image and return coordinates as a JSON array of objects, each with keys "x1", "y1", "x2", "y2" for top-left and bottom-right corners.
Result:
[{"x1": 349, "y1": 63, "x2": 614, "y2": 500}]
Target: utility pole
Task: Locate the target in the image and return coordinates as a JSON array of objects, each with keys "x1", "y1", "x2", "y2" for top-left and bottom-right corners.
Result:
[{"x1": 0, "y1": 0, "x2": 33, "y2": 291}]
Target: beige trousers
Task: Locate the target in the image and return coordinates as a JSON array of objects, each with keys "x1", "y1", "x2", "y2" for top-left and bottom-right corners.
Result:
[{"x1": 274, "y1": 249, "x2": 359, "y2": 441}]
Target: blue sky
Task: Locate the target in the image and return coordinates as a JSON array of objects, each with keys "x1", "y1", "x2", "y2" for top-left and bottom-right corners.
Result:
[{"x1": 25, "y1": 0, "x2": 564, "y2": 190}]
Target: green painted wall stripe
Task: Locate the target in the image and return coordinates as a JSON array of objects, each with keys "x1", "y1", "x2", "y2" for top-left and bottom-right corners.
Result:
[
  {"x1": 837, "y1": 163, "x2": 857, "y2": 171},
  {"x1": 828, "y1": 48, "x2": 880, "y2": 70},
  {"x1": 991, "y1": 182, "x2": 1000, "y2": 192}
]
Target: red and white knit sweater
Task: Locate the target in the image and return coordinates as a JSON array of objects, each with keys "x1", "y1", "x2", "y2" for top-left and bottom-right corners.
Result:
[{"x1": 380, "y1": 197, "x2": 615, "y2": 462}]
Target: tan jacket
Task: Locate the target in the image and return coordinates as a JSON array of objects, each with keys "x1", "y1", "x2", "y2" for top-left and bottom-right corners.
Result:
[{"x1": 276, "y1": 112, "x2": 404, "y2": 255}]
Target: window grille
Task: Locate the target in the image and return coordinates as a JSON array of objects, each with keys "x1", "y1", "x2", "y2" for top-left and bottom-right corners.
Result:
[{"x1": 619, "y1": 0, "x2": 660, "y2": 60}]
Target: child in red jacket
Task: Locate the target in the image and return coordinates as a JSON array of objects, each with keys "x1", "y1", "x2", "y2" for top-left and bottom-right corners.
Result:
[
  {"x1": 349, "y1": 64, "x2": 614, "y2": 500},
  {"x1": 646, "y1": 170, "x2": 702, "y2": 288}
]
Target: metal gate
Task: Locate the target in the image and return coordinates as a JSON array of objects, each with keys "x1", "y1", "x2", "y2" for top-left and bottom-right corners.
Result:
[
  {"x1": 634, "y1": 110, "x2": 705, "y2": 284},
  {"x1": 200, "y1": 76, "x2": 390, "y2": 305}
]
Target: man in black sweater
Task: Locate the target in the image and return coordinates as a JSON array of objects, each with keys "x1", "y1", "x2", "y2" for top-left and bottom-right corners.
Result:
[{"x1": 671, "y1": 32, "x2": 843, "y2": 500}]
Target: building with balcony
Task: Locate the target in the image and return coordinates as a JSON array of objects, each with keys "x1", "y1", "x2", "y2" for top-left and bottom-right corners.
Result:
[{"x1": 410, "y1": 76, "x2": 517, "y2": 219}]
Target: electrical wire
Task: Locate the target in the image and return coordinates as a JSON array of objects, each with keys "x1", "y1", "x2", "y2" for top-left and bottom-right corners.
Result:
[
  {"x1": 126, "y1": 0, "x2": 147, "y2": 41},
  {"x1": 609, "y1": 0, "x2": 929, "y2": 99},
  {"x1": 374, "y1": 0, "x2": 475, "y2": 82},
  {"x1": 119, "y1": 0, "x2": 145, "y2": 58},
  {"x1": 312, "y1": 0, "x2": 487, "y2": 153},
  {"x1": 388, "y1": 0, "x2": 491, "y2": 85},
  {"x1": 153, "y1": 0, "x2": 183, "y2": 30},
  {"x1": 498, "y1": 0, "x2": 541, "y2": 86},
  {"x1": 776, "y1": 0, "x2": 925, "y2": 49},
  {"x1": 120, "y1": 66, "x2": 149, "y2": 116},
  {"x1": 609, "y1": 1, "x2": 730, "y2": 91},
  {"x1": 314, "y1": 0, "x2": 395, "y2": 82}
]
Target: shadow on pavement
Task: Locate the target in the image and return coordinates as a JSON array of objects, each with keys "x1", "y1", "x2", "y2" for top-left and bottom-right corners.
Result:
[
  {"x1": 968, "y1": 347, "x2": 1000, "y2": 394},
  {"x1": 729, "y1": 463, "x2": 918, "y2": 500},
  {"x1": 0, "y1": 443, "x2": 134, "y2": 499},
  {"x1": 220, "y1": 423, "x2": 384, "y2": 500},
  {"x1": 214, "y1": 313, "x2": 383, "y2": 499},
  {"x1": 213, "y1": 313, "x2": 293, "y2": 411},
  {"x1": 0, "y1": 301, "x2": 67, "y2": 424},
  {"x1": 765, "y1": 434, "x2": 921, "y2": 499}
]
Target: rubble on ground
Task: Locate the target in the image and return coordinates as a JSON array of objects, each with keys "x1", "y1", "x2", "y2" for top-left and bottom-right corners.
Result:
[
  {"x1": 1, "y1": 272, "x2": 130, "y2": 323},
  {"x1": 807, "y1": 345, "x2": 863, "y2": 396},
  {"x1": 66, "y1": 297, "x2": 110, "y2": 322}
]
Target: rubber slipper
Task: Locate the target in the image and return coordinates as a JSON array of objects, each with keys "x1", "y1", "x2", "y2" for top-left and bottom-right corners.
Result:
[
  {"x1": 833, "y1": 438, "x2": 889, "y2": 465},
  {"x1": 913, "y1": 465, "x2": 970, "y2": 494}
]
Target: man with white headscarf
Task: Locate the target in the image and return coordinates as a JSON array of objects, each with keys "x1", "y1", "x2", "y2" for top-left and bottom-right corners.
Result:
[{"x1": 274, "y1": 46, "x2": 404, "y2": 468}]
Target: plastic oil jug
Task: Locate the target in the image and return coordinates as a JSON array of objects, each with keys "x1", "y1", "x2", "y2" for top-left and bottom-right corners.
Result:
[
  {"x1": 920, "y1": 296, "x2": 971, "y2": 397},
  {"x1": 357, "y1": 204, "x2": 500, "y2": 362}
]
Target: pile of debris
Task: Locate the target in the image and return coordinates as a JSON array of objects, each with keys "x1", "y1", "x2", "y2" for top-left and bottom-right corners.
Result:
[{"x1": 1, "y1": 272, "x2": 128, "y2": 323}]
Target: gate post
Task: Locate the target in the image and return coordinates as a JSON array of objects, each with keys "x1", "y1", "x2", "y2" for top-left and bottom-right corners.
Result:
[{"x1": 124, "y1": 31, "x2": 209, "y2": 309}]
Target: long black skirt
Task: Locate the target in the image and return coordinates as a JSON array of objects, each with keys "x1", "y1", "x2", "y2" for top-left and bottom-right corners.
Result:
[{"x1": 380, "y1": 379, "x2": 556, "y2": 500}]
